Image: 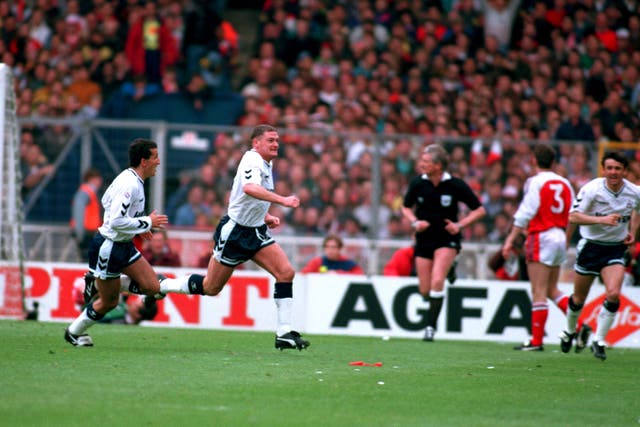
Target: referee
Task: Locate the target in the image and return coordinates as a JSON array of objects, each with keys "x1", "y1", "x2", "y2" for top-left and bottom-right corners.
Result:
[{"x1": 402, "y1": 144, "x2": 486, "y2": 342}]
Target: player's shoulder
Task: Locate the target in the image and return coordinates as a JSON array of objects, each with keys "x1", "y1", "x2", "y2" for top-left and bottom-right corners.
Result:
[
  {"x1": 539, "y1": 171, "x2": 572, "y2": 187},
  {"x1": 579, "y1": 177, "x2": 604, "y2": 192},
  {"x1": 623, "y1": 179, "x2": 640, "y2": 196},
  {"x1": 242, "y1": 149, "x2": 262, "y2": 162},
  {"x1": 112, "y1": 169, "x2": 141, "y2": 191}
]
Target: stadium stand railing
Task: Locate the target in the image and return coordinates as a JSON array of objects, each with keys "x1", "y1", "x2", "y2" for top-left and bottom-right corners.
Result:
[{"x1": 19, "y1": 118, "x2": 592, "y2": 278}]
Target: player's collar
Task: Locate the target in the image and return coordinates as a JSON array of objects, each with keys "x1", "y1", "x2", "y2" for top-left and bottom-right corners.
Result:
[
  {"x1": 602, "y1": 178, "x2": 626, "y2": 196},
  {"x1": 127, "y1": 168, "x2": 144, "y2": 184},
  {"x1": 250, "y1": 148, "x2": 272, "y2": 166},
  {"x1": 422, "y1": 171, "x2": 451, "y2": 181}
]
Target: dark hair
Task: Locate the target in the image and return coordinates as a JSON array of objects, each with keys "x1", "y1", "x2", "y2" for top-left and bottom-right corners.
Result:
[
  {"x1": 323, "y1": 234, "x2": 343, "y2": 249},
  {"x1": 601, "y1": 151, "x2": 628, "y2": 168},
  {"x1": 129, "y1": 138, "x2": 157, "y2": 167},
  {"x1": 82, "y1": 168, "x2": 101, "y2": 182},
  {"x1": 250, "y1": 124, "x2": 277, "y2": 142},
  {"x1": 534, "y1": 144, "x2": 556, "y2": 169}
]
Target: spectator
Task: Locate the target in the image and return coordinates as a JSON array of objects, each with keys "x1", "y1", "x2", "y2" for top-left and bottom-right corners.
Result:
[
  {"x1": 182, "y1": 0, "x2": 221, "y2": 77},
  {"x1": 71, "y1": 279, "x2": 158, "y2": 325},
  {"x1": 20, "y1": 140, "x2": 54, "y2": 199},
  {"x1": 184, "y1": 73, "x2": 211, "y2": 110},
  {"x1": 340, "y1": 215, "x2": 366, "y2": 239},
  {"x1": 555, "y1": 101, "x2": 595, "y2": 141},
  {"x1": 488, "y1": 232, "x2": 528, "y2": 280},
  {"x1": 481, "y1": 0, "x2": 522, "y2": 51},
  {"x1": 66, "y1": 65, "x2": 102, "y2": 106},
  {"x1": 70, "y1": 168, "x2": 103, "y2": 262},
  {"x1": 125, "y1": 1, "x2": 179, "y2": 84},
  {"x1": 174, "y1": 184, "x2": 212, "y2": 226},
  {"x1": 141, "y1": 229, "x2": 182, "y2": 267},
  {"x1": 28, "y1": 7, "x2": 52, "y2": 48},
  {"x1": 120, "y1": 75, "x2": 161, "y2": 102},
  {"x1": 383, "y1": 246, "x2": 416, "y2": 277},
  {"x1": 301, "y1": 234, "x2": 364, "y2": 274}
]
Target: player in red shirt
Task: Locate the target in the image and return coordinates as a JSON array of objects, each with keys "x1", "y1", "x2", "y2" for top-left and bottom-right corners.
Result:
[{"x1": 502, "y1": 144, "x2": 577, "y2": 351}]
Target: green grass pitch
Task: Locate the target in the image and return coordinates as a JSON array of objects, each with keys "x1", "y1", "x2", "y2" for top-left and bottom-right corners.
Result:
[{"x1": 1, "y1": 320, "x2": 638, "y2": 427}]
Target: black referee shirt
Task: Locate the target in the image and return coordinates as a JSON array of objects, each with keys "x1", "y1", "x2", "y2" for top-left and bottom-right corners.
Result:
[{"x1": 403, "y1": 172, "x2": 483, "y2": 240}]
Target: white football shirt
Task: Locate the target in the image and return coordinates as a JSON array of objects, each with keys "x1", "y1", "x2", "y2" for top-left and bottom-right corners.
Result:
[
  {"x1": 227, "y1": 149, "x2": 273, "y2": 227},
  {"x1": 571, "y1": 177, "x2": 640, "y2": 242},
  {"x1": 98, "y1": 168, "x2": 152, "y2": 241}
]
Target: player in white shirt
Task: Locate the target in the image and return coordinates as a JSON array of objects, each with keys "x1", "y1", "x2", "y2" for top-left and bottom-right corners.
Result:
[
  {"x1": 65, "y1": 139, "x2": 174, "y2": 346},
  {"x1": 503, "y1": 144, "x2": 576, "y2": 351},
  {"x1": 560, "y1": 151, "x2": 640, "y2": 360},
  {"x1": 160, "y1": 124, "x2": 310, "y2": 350}
]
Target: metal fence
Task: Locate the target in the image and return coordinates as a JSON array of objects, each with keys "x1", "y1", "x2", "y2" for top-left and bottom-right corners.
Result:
[{"x1": 19, "y1": 117, "x2": 595, "y2": 278}]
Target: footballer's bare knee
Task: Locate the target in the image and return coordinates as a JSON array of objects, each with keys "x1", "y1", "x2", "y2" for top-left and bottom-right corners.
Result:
[
  {"x1": 277, "y1": 269, "x2": 295, "y2": 283},
  {"x1": 202, "y1": 277, "x2": 225, "y2": 296}
]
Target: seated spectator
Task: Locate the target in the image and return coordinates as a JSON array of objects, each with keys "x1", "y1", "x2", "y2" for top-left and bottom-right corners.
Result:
[
  {"x1": 340, "y1": 215, "x2": 366, "y2": 239},
  {"x1": 554, "y1": 101, "x2": 595, "y2": 141},
  {"x1": 174, "y1": 184, "x2": 212, "y2": 226},
  {"x1": 120, "y1": 75, "x2": 161, "y2": 102},
  {"x1": 488, "y1": 231, "x2": 528, "y2": 281},
  {"x1": 141, "y1": 229, "x2": 182, "y2": 267},
  {"x1": 184, "y1": 72, "x2": 211, "y2": 110},
  {"x1": 66, "y1": 65, "x2": 102, "y2": 106},
  {"x1": 71, "y1": 278, "x2": 158, "y2": 324},
  {"x1": 301, "y1": 234, "x2": 364, "y2": 274},
  {"x1": 627, "y1": 242, "x2": 640, "y2": 287},
  {"x1": 20, "y1": 141, "x2": 54, "y2": 199},
  {"x1": 383, "y1": 246, "x2": 415, "y2": 277}
]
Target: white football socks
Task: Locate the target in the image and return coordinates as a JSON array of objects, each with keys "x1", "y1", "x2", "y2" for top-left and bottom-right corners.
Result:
[
  {"x1": 566, "y1": 305, "x2": 581, "y2": 334},
  {"x1": 68, "y1": 309, "x2": 96, "y2": 335},
  {"x1": 160, "y1": 276, "x2": 191, "y2": 294},
  {"x1": 275, "y1": 297, "x2": 293, "y2": 336},
  {"x1": 594, "y1": 305, "x2": 615, "y2": 343}
]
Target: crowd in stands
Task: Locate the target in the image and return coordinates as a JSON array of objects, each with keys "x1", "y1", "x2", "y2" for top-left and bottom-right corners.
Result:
[
  {"x1": 167, "y1": 0, "x2": 640, "y2": 246},
  {"x1": 9, "y1": 0, "x2": 640, "y2": 263}
]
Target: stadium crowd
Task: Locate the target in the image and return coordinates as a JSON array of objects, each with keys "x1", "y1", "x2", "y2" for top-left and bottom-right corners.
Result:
[{"x1": 9, "y1": 0, "x2": 640, "y2": 254}]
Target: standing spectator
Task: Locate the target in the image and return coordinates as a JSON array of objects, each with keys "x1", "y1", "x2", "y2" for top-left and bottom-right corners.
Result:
[
  {"x1": 301, "y1": 234, "x2": 364, "y2": 274},
  {"x1": 141, "y1": 229, "x2": 181, "y2": 267},
  {"x1": 401, "y1": 145, "x2": 486, "y2": 342},
  {"x1": 181, "y1": 0, "x2": 221, "y2": 77},
  {"x1": 481, "y1": 0, "x2": 522, "y2": 51},
  {"x1": 28, "y1": 7, "x2": 52, "y2": 48},
  {"x1": 70, "y1": 168, "x2": 103, "y2": 262},
  {"x1": 502, "y1": 144, "x2": 575, "y2": 351},
  {"x1": 125, "y1": 1, "x2": 179, "y2": 84},
  {"x1": 560, "y1": 152, "x2": 640, "y2": 361}
]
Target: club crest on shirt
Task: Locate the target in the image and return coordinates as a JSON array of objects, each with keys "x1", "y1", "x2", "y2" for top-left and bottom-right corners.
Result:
[{"x1": 441, "y1": 195, "x2": 452, "y2": 207}]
